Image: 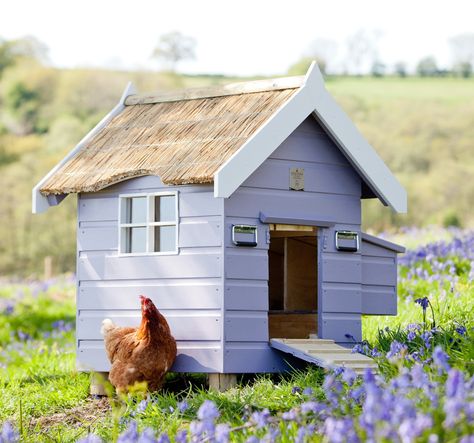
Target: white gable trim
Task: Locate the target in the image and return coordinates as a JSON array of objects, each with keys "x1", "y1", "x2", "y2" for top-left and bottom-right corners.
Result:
[
  {"x1": 310, "y1": 89, "x2": 407, "y2": 213},
  {"x1": 214, "y1": 62, "x2": 407, "y2": 213},
  {"x1": 32, "y1": 82, "x2": 137, "y2": 214},
  {"x1": 214, "y1": 63, "x2": 324, "y2": 200}
]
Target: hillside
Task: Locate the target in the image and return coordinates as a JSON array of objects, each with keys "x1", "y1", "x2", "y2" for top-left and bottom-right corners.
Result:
[{"x1": 0, "y1": 60, "x2": 473, "y2": 275}]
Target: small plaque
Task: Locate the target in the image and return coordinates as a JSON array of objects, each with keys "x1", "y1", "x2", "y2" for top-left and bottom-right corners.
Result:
[
  {"x1": 232, "y1": 225, "x2": 258, "y2": 247},
  {"x1": 290, "y1": 168, "x2": 304, "y2": 191},
  {"x1": 335, "y1": 231, "x2": 359, "y2": 252}
]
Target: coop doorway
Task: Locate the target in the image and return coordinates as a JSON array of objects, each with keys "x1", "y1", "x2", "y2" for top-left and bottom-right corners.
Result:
[{"x1": 268, "y1": 224, "x2": 318, "y2": 339}]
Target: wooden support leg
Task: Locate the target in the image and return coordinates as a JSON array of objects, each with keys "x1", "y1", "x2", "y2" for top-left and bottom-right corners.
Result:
[
  {"x1": 208, "y1": 373, "x2": 237, "y2": 392},
  {"x1": 90, "y1": 372, "x2": 109, "y2": 396}
]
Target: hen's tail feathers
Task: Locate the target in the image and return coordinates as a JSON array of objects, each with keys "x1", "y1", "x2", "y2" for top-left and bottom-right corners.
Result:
[{"x1": 101, "y1": 318, "x2": 115, "y2": 336}]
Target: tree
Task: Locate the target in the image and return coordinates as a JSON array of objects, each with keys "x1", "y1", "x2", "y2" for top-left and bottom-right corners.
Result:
[
  {"x1": 449, "y1": 33, "x2": 474, "y2": 77},
  {"x1": 344, "y1": 29, "x2": 382, "y2": 75},
  {"x1": 151, "y1": 31, "x2": 196, "y2": 72},
  {"x1": 416, "y1": 56, "x2": 438, "y2": 77},
  {"x1": 0, "y1": 35, "x2": 49, "y2": 79},
  {"x1": 394, "y1": 61, "x2": 407, "y2": 77},
  {"x1": 371, "y1": 61, "x2": 386, "y2": 77}
]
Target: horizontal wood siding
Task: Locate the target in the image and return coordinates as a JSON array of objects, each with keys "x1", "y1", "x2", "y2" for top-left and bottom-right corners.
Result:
[
  {"x1": 78, "y1": 340, "x2": 221, "y2": 372},
  {"x1": 77, "y1": 310, "x2": 221, "y2": 341},
  {"x1": 78, "y1": 280, "x2": 221, "y2": 310},
  {"x1": 223, "y1": 117, "x2": 363, "y2": 371},
  {"x1": 223, "y1": 342, "x2": 306, "y2": 373},
  {"x1": 76, "y1": 177, "x2": 224, "y2": 373},
  {"x1": 318, "y1": 226, "x2": 363, "y2": 343},
  {"x1": 361, "y1": 237, "x2": 398, "y2": 315}
]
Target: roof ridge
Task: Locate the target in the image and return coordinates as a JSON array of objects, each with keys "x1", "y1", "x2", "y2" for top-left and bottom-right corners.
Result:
[{"x1": 124, "y1": 75, "x2": 305, "y2": 106}]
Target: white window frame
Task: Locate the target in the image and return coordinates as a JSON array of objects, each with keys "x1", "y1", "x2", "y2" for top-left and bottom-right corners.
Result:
[{"x1": 118, "y1": 191, "x2": 179, "y2": 256}]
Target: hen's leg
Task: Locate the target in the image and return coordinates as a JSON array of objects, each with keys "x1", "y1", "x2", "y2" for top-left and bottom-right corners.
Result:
[{"x1": 109, "y1": 360, "x2": 146, "y2": 391}]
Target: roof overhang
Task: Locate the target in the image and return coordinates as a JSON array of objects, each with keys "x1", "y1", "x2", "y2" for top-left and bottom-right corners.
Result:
[{"x1": 31, "y1": 82, "x2": 137, "y2": 214}]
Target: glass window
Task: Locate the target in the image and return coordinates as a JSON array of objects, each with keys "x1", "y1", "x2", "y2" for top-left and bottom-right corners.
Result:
[{"x1": 120, "y1": 193, "x2": 177, "y2": 254}]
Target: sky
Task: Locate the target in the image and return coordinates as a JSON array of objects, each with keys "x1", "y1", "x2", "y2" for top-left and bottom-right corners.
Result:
[{"x1": 1, "y1": 0, "x2": 473, "y2": 76}]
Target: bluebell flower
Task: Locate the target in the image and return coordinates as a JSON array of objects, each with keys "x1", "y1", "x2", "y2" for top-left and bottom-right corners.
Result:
[
  {"x1": 433, "y1": 346, "x2": 450, "y2": 373},
  {"x1": 341, "y1": 368, "x2": 357, "y2": 386},
  {"x1": 136, "y1": 399, "x2": 149, "y2": 413},
  {"x1": 281, "y1": 408, "x2": 298, "y2": 421},
  {"x1": 175, "y1": 430, "x2": 187, "y2": 443},
  {"x1": 197, "y1": 400, "x2": 219, "y2": 421},
  {"x1": 117, "y1": 420, "x2": 139, "y2": 443},
  {"x1": 177, "y1": 400, "x2": 188, "y2": 413},
  {"x1": 455, "y1": 325, "x2": 467, "y2": 336},
  {"x1": 1, "y1": 422, "x2": 19, "y2": 443},
  {"x1": 250, "y1": 409, "x2": 270, "y2": 428},
  {"x1": 445, "y1": 369, "x2": 464, "y2": 398},
  {"x1": 291, "y1": 386, "x2": 302, "y2": 394},
  {"x1": 421, "y1": 331, "x2": 433, "y2": 348},
  {"x1": 301, "y1": 401, "x2": 321, "y2": 415},
  {"x1": 155, "y1": 433, "x2": 170, "y2": 443},
  {"x1": 138, "y1": 428, "x2": 158, "y2": 443},
  {"x1": 407, "y1": 331, "x2": 417, "y2": 341},
  {"x1": 415, "y1": 297, "x2": 429, "y2": 311},
  {"x1": 302, "y1": 387, "x2": 313, "y2": 396},
  {"x1": 262, "y1": 427, "x2": 280, "y2": 443},
  {"x1": 215, "y1": 424, "x2": 230, "y2": 443},
  {"x1": 76, "y1": 435, "x2": 103, "y2": 443},
  {"x1": 245, "y1": 436, "x2": 260, "y2": 443}
]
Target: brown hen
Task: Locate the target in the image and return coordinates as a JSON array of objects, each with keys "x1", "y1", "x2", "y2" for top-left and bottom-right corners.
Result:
[{"x1": 101, "y1": 295, "x2": 177, "y2": 392}]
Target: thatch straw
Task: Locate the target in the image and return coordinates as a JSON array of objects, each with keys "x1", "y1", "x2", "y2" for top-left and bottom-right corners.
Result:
[{"x1": 40, "y1": 87, "x2": 298, "y2": 195}]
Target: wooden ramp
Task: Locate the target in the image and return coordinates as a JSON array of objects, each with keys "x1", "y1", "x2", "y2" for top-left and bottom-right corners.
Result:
[{"x1": 270, "y1": 338, "x2": 377, "y2": 374}]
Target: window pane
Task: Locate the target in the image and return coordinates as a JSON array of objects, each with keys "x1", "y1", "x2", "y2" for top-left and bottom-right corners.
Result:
[
  {"x1": 155, "y1": 195, "x2": 175, "y2": 222},
  {"x1": 126, "y1": 227, "x2": 147, "y2": 253},
  {"x1": 154, "y1": 226, "x2": 176, "y2": 252},
  {"x1": 125, "y1": 197, "x2": 147, "y2": 224}
]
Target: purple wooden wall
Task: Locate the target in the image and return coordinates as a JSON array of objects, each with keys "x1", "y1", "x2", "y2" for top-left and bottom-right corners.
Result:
[
  {"x1": 76, "y1": 176, "x2": 225, "y2": 373},
  {"x1": 223, "y1": 116, "x2": 364, "y2": 372}
]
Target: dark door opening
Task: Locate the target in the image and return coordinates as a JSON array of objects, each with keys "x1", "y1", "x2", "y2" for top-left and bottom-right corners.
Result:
[{"x1": 268, "y1": 224, "x2": 318, "y2": 339}]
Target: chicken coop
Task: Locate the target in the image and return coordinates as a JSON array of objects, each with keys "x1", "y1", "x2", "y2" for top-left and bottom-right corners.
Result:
[{"x1": 33, "y1": 63, "x2": 406, "y2": 384}]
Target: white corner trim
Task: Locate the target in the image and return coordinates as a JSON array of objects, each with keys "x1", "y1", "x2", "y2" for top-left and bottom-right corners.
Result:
[
  {"x1": 32, "y1": 82, "x2": 137, "y2": 214},
  {"x1": 214, "y1": 62, "x2": 324, "y2": 199},
  {"x1": 311, "y1": 88, "x2": 407, "y2": 213}
]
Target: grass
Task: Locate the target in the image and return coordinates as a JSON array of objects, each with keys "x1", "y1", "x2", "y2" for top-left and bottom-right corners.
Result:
[{"x1": 0, "y1": 228, "x2": 473, "y2": 441}]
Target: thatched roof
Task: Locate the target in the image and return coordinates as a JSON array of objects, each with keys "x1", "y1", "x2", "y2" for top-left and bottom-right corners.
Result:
[{"x1": 39, "y1": 77, "x2": 302, "y2": 195}]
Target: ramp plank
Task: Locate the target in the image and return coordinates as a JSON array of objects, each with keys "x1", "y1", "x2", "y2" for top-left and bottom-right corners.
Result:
[{"x1": 270, "y1": 338, "x2": 376, "y2": 373}]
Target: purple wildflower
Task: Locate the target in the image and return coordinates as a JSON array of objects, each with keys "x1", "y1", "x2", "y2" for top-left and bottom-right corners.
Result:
[
  {"x1": 291, "y1": 386, "x2": 302, "y2": 394},
  {"x1": 177, "y1": 400, "x2": 188, "y2": 413},
  {"x1": 1, "y1": 422, "x2": 19, "y2": 443},
  {"x1": 281, "y1": 408, "x2": 298, "y2": 421},
  {"x1": 415, "y1": 297, "x2": 429, "y2": 311},
  {"x1": 136, "y1": 399, "x2": 149, "y2": 413},
  {"x1": 175, "y1": 430, "x2": 187, "y2": 443},
  {"x1": 302, "y1": 387, "x2": 313, "y2": 396},
  {"x1": 407, "y1": 331, "x2": 417, "y2": 341},
  {"x1": 456, "y1": 325, "x2": 467, "y2": 336},
  {"x1": 117, "y1": 421, "x2": 139, "y2": 443},
  {"x1": 250, "y1": 409, "x2": 270, "y2": 428},
  {"x1": 245, "y1": 437, "x2": 260, "y2": 443},
  {"x1": 197, "y1": 400, "x2": 219, "y2": 421},
  {"x1": 138, "y1": 428, "x2": 158, "y2": 443},
  {"x1": 301, "y1": 401, "x2": 321, "y2": 415},
  {"x1": 155, "y1": 433, "x2": 170, "y2": 443},
  {"x1": 433, "y1": 346, "x2": 450, "y2": 372},
  {"x1": 324, "y1": 417, "x2": 359, "y2": 443},
  {"x1": 342, "y1": 368, "x2": 357, "y2": 386},
  {"x1": 76, "y1": 435, "x2": 103, "y2": 443},
  {"x1": 386, "y1": 340, "x2": 407, "y2": 359},
  {"x1": 215, "y1": 424, "x2": 230, "y2": 443}
]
